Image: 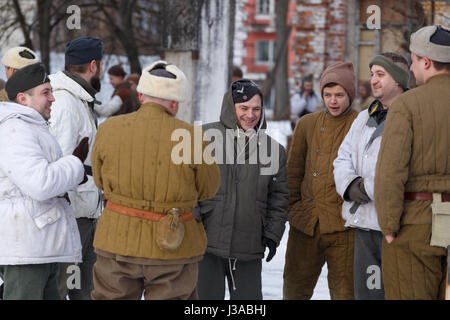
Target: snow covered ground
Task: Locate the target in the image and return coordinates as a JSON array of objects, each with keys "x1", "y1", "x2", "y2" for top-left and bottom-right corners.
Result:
[{"x1": 260, "y1": 225, "x2": 330, "y2": 300}]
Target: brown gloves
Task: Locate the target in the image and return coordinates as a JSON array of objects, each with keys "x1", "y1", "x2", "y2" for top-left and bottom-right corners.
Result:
[
  {"x1": 72, "y1": 137, "x2": 89, "y2": 185},
  {"x1": 344, "y1": 177, "x2": 370, "y2": 204},
  {"x1": 115, "y1": 88, "x2": 130, "y2": 101}
]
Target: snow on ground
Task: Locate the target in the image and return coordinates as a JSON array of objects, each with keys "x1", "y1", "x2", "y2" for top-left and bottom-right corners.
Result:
[{"x1": 261, "y1": 225, "x2": 330, "y2": 300}]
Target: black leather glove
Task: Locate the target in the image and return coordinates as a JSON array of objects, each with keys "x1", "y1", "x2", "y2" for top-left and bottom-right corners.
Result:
[
  {"x1": 344, "y1": 177, "x2": 370, "y2": 204},
  {"x1": 262, "y1": 237, "x2": 277, "y2": 262},
  {"x1": 72, "y1": 137, "x2": 89, "y2": 164}
]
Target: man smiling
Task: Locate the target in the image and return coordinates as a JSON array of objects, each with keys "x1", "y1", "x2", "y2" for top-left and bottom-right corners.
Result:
[{"x1": 196, "y1": 79, "x2": 289, "y2": 300}]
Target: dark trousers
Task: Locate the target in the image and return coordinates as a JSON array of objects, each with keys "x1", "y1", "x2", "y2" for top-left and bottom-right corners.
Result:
[
  {"x1": 353, "y1": 228, "x2": 385, "y2": 300},
  {"x1": 0, "y1": 263, "x2": 61, "y2": 300},
  {"x1": 58, "y1": 218, "x2": 97, "y2": 300},
  {"x1": 197, "y1": 252, "x2": 262, "y2": 300}
]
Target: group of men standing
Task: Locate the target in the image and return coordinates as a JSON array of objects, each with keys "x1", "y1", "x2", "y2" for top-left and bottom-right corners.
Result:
[{"x1": 0, "y1": 24, "x2": 448, "y2": 301}]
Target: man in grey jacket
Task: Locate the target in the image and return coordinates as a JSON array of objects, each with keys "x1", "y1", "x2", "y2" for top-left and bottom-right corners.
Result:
[
  {"x1": 333, "y1": 52, "x2": 409, "y2": 299},
  {"x1": 196, "y1": 79, "x2": 289, "y2": 300}
]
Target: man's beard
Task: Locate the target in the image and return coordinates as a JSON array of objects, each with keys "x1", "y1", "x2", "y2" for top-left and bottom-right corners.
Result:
[{"x1": 90, "y1": 76, "x2": 101, "y2": 92}]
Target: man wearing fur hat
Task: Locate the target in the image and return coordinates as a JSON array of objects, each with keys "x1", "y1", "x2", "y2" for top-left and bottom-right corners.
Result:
[
  {"x1": 334, "y1": 52, "x2": 410, "y2": 300},
  {"x1": 48, "y1": 37, "x2": 104, "y2": 300},
  {"x1": 195, "y1": 79, "x2": 289, "y2": 300},
  {"x1": 0, "y1": 63, "x2": 89, "y2": 299},
  {"x1": 90, "y1": 61, "x2": 220, "y2": 300},
  {"x1": 283, "y1": 62, "x2": 358, "y2": 300},
  {"x1": 374, "y1": 25, "x2": 450, "y2": 300},
  {"x1": 0, "y1": 46, "x2": 39, "y2": 101}
]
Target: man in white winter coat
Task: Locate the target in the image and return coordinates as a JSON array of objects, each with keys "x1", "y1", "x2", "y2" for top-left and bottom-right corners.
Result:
[
  {"x1": 333, "y1": 52, "x2": 410, "y2": 299},
  {"x1": 48, "y1": 37, "x2": 104, "y2": 300},
  {"x1": 0, "y1": 62, "x2": 89, "y2": 300}
]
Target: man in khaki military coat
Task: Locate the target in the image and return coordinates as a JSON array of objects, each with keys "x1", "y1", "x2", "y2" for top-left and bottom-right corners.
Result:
[
  {"x1": 90, "y1": 61, "x2": 220, "y2": 300},
  {"x1": 1, "y1": 47, "x2": 39, "y2": 101},
  {"x1": 284, "y1": 62, "x2": 358, "y2": 300},
  {"x1": 374, "y1": 25, "x2": 450, "y2": 300}
]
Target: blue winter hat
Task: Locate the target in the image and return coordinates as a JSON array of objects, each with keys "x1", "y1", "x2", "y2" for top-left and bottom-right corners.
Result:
[{"x1": 65, "y1": 37, "x2": 103, "y2": 65}]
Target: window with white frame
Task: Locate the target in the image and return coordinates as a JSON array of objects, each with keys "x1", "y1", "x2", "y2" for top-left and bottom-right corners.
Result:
[
  {"x1": 255, "y1": 40, "x2": 275, "y2": 65},
  {"x1": 256, "y1": 0, "x2": 272, "y2": 16}
]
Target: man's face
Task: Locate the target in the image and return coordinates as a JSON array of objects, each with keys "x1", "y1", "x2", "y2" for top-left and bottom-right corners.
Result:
[
  {"x1": 234, "y1": 94, "x2": 262, "y2": 131},
  {"x1": 21, "y1": 83, "x2": 55, "y2": 121},
  {"x1": 322, "y1": 84, "x2": 350, "y2": 117},
  {"x1": 5, "y1": 66, "x2": 15, "y2": 79},
  {"x1": 109, "y1": 74, "x2": 123, "y2": 89},
  {"x1": 410, "y1": 53, "x2": 426, "y2": 86},
  {"x1": 370, "y1": 64, "x2": 400, "y2": 103},
  {"x1": 303, "y1": 81, "x2": 313, "y2": 93}
]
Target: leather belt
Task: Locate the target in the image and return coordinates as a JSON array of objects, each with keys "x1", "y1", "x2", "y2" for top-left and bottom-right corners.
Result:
[
  {"x1": 404, "y1": 192, "x2": 450, "y2": 202},
  {"x1": 105, "y1": 201, "x2": 193, "y2": 222}
]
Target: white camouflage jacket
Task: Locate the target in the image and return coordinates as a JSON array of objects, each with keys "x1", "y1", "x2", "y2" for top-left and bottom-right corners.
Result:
[
  {"x1": 49, "y1": 71, "x2": 101, "y2": 219},
  {"x1": 0, "y1": 102, "x2": 83, "y2": 264}
]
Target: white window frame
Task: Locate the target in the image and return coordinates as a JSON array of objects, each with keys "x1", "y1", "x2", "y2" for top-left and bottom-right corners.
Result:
[
  {"x1": 255, "y1": 0, "x2": 274, "y2": 19},
  {"x1": 255, "y1": 40, "x2": 275, "y2": 66}
]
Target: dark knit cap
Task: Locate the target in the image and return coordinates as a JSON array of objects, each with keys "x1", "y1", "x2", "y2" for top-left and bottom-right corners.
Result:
[
  {"x1": 65, "y1": 37, "x2": 103, "y2": 65},
  {"x1": 108, "y1": 64, "x2": 126, "y2": 78},
  {"x1": 231, "y1": 79, "x2": 263, "y2": 104},
  {"x1": 5, "y1": 62, "x2": 50, "y2": 101}
]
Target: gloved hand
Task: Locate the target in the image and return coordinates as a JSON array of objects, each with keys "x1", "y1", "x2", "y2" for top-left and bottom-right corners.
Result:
[
  {"x1": 72, "y1": 137, "x2": 89, "y2": 164},
  {"x1": 115, "y1": 88, "x2": 130, "y2": 101},
  {"x1": 344, "y1": 177, "x2": 370, "y2": 204},
  {"x1": 262, "y1": 237, "x2": 277, "y2": 262}
]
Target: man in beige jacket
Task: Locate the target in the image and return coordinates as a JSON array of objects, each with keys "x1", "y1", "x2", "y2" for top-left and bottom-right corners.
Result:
[
  {"x1": 374, "y1": 24, "x2": 450, "y2": 300},
  {"x1": 91, "y1": 61, "x2": 220, "y2": 300}
]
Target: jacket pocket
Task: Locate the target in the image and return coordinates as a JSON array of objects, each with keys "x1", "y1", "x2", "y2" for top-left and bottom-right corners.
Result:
[{"x1": 30, "y1": 198, "x2": 63, "y2": 229}]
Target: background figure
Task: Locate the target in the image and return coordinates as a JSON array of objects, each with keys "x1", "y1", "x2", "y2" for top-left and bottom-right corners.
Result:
[
  {"x1": 290, "y1": 75, "x2": 320, "y2": 128},
  {"x1": 231, "y1": 66, "x2": 243, "y2": 82},
  {"x1": 0, "y1": 46, "x2": 39, "y2": 101},
  {"x1": 196, "y1": 79, "x2": 289, "y2": 300},
  {"x1": 49, "y1": 37, "x2": 104, "y2": 300},
  {"x1": 0, "y1": 63, "x2": 87, "y2": 300},
  {"x1": 0, "y1": 79, "x2": 5, "y2": 90},
  {"x1": 334, "y1": 52, "x2": 410, "y2": 300},
  {"x1": 106, "y1": 65, "x2": 139, "y2": 116},
  {"x1": 284, "y1": 62, "x2": 358, "y2": 300},
  {"x1": 353, "y1": 80, "x2": 373, "y2": 112},
  {"x1": 90, "y1": 61, "x2": 220, "y2": 300},
  {"x1": 374, "y1": 25, "x2": 450, "y2": 300},
  {"x1": 125, "y1": 73, "x2": 141, "y2": 109}
]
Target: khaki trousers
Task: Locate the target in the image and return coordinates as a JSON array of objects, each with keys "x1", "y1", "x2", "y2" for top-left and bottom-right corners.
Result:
[
  {"x1": 382, "y1": 224, "x2": 447, "y2": 300},
  {"x1": 91, "y1": 254, "x2": 199, "y2": 300},
  {"x1": 283, "y1": 225, "x2": 355, "y2": 300}
]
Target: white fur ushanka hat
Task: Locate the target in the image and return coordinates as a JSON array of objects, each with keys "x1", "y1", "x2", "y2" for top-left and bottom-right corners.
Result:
[
  {"x1": 136, "y1": 60, "x2": 188, "y2": 102},
  {"x1": 1, "y1": 46, "x2": 39, "y2": 69}
]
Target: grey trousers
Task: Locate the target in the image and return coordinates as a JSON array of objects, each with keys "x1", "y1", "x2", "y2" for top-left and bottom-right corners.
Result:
[
  {"x1": 58, "y1": 218, "x2": 97, "y2": 300},
  {"x1": 353, "y1": 228, "x2": 385, "y2": 300},
  {"x1": 0, "y1": 263, "x2": 61, "y2": 300},
  {"x1": 197, "y1": 252, "x2": 262, "y2": 300}
]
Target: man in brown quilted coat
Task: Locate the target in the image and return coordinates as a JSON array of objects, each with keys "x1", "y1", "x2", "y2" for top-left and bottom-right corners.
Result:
[
  {"x1": 90, "y1": 60, "x2": 220, "y2": 300},
  {"x1": 374, "y1": 25, "x2": 450, "y2": 300},
  {"x1": 283, "y1": 62, "x2": 358, "y2": 300}
]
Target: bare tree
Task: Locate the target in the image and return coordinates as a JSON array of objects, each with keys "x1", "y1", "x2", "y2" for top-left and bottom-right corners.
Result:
[{"x1": 273, "y1": 0, "x2": 291, "y2": 120}]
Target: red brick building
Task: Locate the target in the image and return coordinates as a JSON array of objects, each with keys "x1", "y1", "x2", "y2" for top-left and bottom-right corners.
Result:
[{"x1": 234, "y1": 0, "x2": 448, "y2": 115}]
